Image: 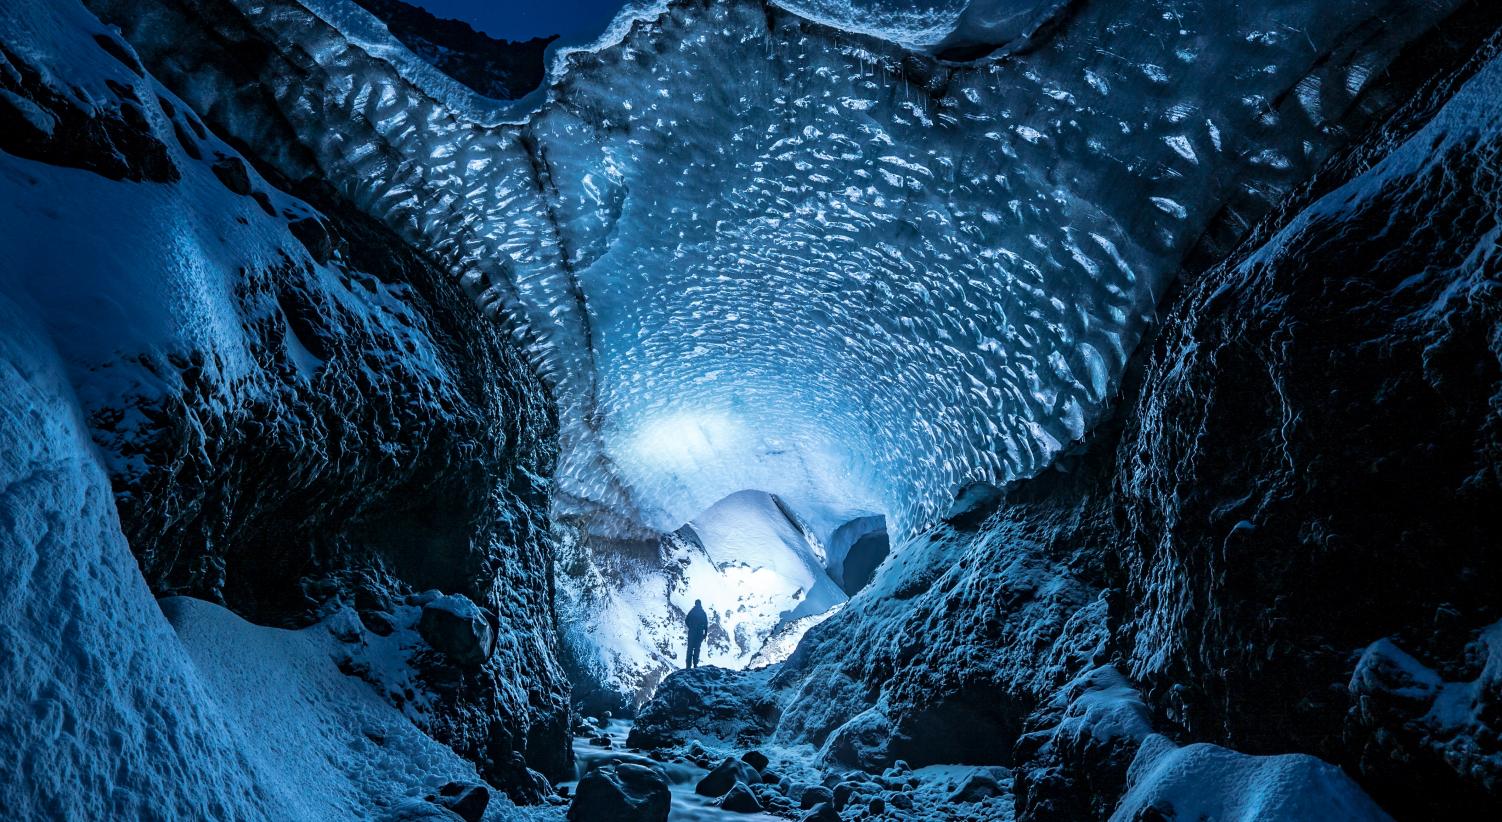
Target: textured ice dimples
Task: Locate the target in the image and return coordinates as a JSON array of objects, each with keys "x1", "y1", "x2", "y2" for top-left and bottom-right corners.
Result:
[{"x1": 105, "y1": 0, "x2": 1467, "y2": 540}]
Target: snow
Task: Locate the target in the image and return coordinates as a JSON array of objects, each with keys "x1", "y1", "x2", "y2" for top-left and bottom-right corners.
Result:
[
  {"x1": 162, "y1": 597, "x2": 550, "y2": 821},
  {"x1": 0, "y1": 292, "x2": 280, "y2": 820},
  {"x1": 561, "y1": 490, "x2": 848, "y2": 700},
  {"x1": 1111, "y1": 735, "x2": 1395, "y2": 822}
]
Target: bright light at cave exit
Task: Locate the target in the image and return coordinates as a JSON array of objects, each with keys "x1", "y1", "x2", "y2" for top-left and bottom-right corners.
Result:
[{"x1": 625, "y1": 410, "x2": 747, "y2": 473}]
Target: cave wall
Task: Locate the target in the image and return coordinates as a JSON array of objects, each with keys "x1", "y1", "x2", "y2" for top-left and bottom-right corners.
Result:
[
  {"x1": 635, "y1": 9, "x2": 1502, "y2": 820},
  {"x1": 1116, "y1": 27, "x2": 1502, "y2": 817},
  {"x1": 0, "y1": 0, "x2": 571, "y2": 804}
]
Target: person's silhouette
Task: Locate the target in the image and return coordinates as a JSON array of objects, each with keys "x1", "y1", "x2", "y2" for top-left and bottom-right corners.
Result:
[{"x1": 684, "y1": 600, "x2": 707, "y2": 668}]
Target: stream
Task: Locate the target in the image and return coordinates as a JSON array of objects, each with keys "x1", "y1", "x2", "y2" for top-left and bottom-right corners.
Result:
[{"x1": 559, "y1": 719, "x2": 786, "y2": 821}]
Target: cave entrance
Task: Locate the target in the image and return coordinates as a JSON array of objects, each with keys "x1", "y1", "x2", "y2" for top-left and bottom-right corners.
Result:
[{"x1": 671, "y1": 490, "x2": 868, "y2": 670}]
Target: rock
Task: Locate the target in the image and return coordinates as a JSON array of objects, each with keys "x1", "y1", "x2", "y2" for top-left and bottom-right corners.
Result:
[
  {"x1": 435, "y1": 782, "x2": 488, "y2": 822},
  {"x1": 568, "y1": 764, "x2": 670, "y2": 822},
  {"x1": 799, "y1": 803, "x2": 841, "y2": 822},
  {"x1": 800, "y1": 786, "x2": 833, "y2": 809},
  {"x1": 761, "y1": 769, "x2": 782, "y2": 785},
  {"x1": 418, "y1": 594, "x2": 493, "y2": 668},
  {"x1": 947, "y1": 770, "x2": 1006, "y2": 803},
  {"x1": 832, "y1": 781, "x2": 858, "y2": 811},
  {"x1": 210, "y1": 154, "x2": 253, "y2": 195},
  {"x1": 590, "y1": 735, "x2": 613, "y2": 748},
  {"x1": 868, "y1": 796, "x2": 886, "y2": 815},
  {"x1": 288, "y1": 215, "x2": 335, "y2": 265},
  {"x1": 695, "y1": 756, "x2": 762, "y2": 798},
  {"x1": 629, "y1": 667, "x2": 779, "y2": 749},
  {"x1": 719, "y1": 782, "x2": 763, "y2": 813},
  {"x1": 887, "y1": 791, "x2": 913, "y2": 811},
  {"x1": 741, "y1": 750, "x2": 769, "y2": 771}
]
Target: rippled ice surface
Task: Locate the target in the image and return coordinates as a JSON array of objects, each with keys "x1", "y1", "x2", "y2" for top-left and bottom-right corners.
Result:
[{"x1": 183, "y1": 0, "x2": 1458, "y2": 543}]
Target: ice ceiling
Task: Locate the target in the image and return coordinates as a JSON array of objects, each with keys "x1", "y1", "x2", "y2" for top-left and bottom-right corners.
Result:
[{"x1": 209, "y1": 0, "x2": 1452, "y2": 541}]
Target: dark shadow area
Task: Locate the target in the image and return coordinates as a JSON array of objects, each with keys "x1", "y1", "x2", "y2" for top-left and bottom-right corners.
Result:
[{"x1": 839, "y1": 530, "x2": 889, "y2": 597}]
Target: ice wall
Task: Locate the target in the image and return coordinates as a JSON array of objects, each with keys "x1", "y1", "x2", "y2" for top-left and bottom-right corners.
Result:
[{"x1": 95, "y1": 0, "x2": 1469, "y2": 547}]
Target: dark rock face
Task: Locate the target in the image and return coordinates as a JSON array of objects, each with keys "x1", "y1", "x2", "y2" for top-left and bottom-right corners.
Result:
[
  {"x1": 568, "y1": 764, "x2": 671, "y2": 822},
  {"x1": 349, "y1": 0, "x2": 556, "y2": 100},
  {"x1": 97, "y1": 180, "x2": 572, "y2": 798},
  {"x1": 1115, "y1": 41, "x2": 1502, "y2": 812},
  {"x1": 0, "y1": 37, "x2": 177, "y2": 183},
  {"x1": 771, "y1": 482, "x2": 1111, "y2": 773}
]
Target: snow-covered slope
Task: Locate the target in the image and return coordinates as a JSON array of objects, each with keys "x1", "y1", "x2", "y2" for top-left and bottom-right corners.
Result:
[
  {"x1": 0, "y1": 295, "x2": 280, "y2": 819},
  {"x1": 558, "y1": 490, "x2": 847, "y2": 710}
]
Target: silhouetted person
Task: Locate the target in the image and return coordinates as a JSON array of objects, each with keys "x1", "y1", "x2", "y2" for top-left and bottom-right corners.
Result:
[{"x1": 685, "y1": 600, "x2": 707, "y2": 668}]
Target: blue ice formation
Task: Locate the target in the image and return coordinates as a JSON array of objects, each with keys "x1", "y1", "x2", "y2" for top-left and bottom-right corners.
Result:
[{"x1": 124, "y1": 0, "x2": 1461, "y2": 546}]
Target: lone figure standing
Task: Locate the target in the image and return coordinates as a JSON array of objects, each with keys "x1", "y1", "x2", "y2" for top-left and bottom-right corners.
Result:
[{"x1": 684, "y1": 600, "x2": 707, "y2": 669}]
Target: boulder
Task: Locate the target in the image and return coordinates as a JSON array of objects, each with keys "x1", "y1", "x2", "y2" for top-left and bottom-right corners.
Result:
[
  {"x1": 741, "y1": 750, "x2": 769, "y2": 771},
  {"x1": 948, "y1": 770, "x2": 1006, "y2": 803},
  {"x1": 568, "y1": 764, "x2": 670, "y2": 822},
  {"x1": 210, "y1": 154, "x2": 252, "y2": 195},
  {"x1": 799, "y1": 803, "x2": 841, "y2": 822},
  {"x1": 418, "y1": 594, "x2": 493, "y2": 668},
  {"x1": 719, "y1": 782, "x2": 763, "y2": 813},
  {"x1": 695, "y1": 757, "x2": 762, "y2": 797},
  {"x1": 435, "y1": 782, "x2": 488, "y2": 822},
  {"x1": 629, "y1": 667, "x2": 778, "y2": 748},
  {"x1": 799, "y1": 786, "x2": 833, "y2": 809}
]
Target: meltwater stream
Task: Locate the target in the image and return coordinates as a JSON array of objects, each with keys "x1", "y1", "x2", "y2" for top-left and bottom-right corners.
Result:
[{"x1": 562, "y1": 720, "x2": 783, "y2": 821}]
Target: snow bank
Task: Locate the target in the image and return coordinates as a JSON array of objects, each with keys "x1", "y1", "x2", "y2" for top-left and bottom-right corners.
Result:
[
  {"x1": 162, "y1": 596, "x2": 553, "y2": 820},
  {"x1": 0, "y1": 295, "x2": 279, "y2": 818},
  {"x1": 1110, "y1": 735, "x2": 1393, "y2": 821}
]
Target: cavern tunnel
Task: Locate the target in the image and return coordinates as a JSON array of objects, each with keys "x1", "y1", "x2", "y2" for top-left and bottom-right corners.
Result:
[{"x1": 2, "y1": 0, "x2": 1501, "y2": 819}]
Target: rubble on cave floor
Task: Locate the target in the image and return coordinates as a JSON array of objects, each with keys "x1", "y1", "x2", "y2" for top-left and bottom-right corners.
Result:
[{"x1": 560, "y1": 710, "x2": 1016, "y2": 821}]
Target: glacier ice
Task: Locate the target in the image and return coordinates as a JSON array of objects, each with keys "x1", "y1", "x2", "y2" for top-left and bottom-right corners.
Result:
[{"x1": 97, "y1": 0, "x2": 1470, "y2": 551}]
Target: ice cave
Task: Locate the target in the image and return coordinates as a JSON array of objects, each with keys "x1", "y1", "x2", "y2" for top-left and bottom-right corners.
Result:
[{"x1": 2, "y1": 0, "x2": 1500, "y2": 819}]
